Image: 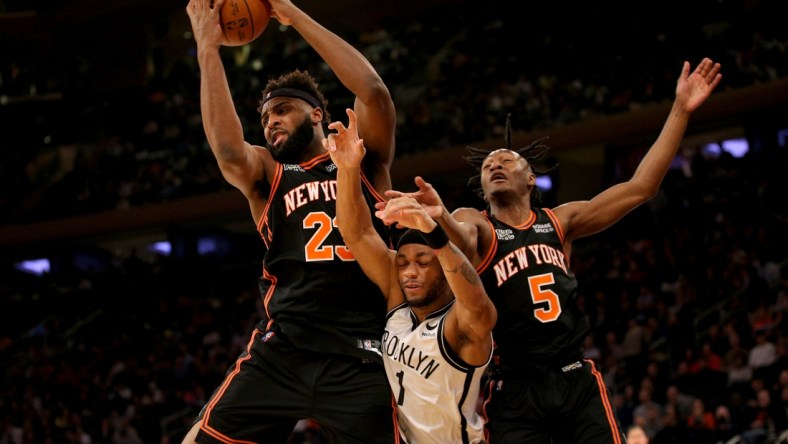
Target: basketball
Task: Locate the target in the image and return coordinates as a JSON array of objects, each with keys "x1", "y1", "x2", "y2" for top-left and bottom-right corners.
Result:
[{"x1": 219, "y1": 0, "x2": 271, "y2": 47}]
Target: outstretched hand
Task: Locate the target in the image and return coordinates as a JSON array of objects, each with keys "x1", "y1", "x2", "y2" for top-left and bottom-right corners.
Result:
[
  {"x1": 377, "y1": 176, "x2": 445, "y2": 220},
  {"x1": 375, "y1": 197, "x2": 438, "y2": 234},
  {"x1": 186, "y1": 0, "x2": 225, "y2": 49},
  {"x1": 267, "y1": 0, "x2": 297, "y2": 26},
  {"x1": 323, "y1": 108, "x2": 365, "y2": 170},
  {"x1": 676, "y1": 57, "x2": 722, "y2": 113}
]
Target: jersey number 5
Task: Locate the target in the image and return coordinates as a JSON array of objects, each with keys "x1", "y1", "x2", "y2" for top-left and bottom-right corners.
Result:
[
  {"x1": 529, "y1": 273, "x2": 562, "y2": 323},
  {"x1": 303, "y1": 212, "x2": 354, "y2": 262}
]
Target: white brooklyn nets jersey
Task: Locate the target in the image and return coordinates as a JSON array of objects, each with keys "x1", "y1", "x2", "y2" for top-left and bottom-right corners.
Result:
[{"x1": 381, "y1": 300, "x2": 491, "y2": 444}]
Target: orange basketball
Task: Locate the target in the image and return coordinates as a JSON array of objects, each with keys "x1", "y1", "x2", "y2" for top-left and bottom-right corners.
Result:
[{"x1": 219, "y1": 0, "x2": 271, "y2": 47}]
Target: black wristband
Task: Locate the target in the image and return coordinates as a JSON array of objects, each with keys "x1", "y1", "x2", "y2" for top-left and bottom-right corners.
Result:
[{"x1": 423, "y1": 224, "x2": 449, "y2": 249}]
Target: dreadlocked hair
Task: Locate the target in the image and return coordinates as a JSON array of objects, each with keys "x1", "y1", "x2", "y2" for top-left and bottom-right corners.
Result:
[
  {"x1": 464, "y1": 113, "x2": 557, "y2": 205},
  {"x1": 260, "y1": 69, "x2": 331, "y2": 124}
]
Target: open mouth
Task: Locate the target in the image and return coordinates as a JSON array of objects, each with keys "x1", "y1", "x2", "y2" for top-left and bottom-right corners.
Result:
[{"x1": 270, "y1": 130, "x2": 287, "y2": 146}]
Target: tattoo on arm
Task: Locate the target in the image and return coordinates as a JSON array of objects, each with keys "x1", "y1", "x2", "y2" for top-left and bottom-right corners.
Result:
[
  {"x1": 459, "y1": 262, "x2": 480, "y2": 285},
  {"x1": 441, "y1": 244, "x2": 481, "y2": 285}
]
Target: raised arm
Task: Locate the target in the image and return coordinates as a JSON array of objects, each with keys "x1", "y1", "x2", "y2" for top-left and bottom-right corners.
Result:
[
  {"x1": 324, "y1": 109, "x2": 400, "y2": 308},
  {"x1": 378, "y1": 195, "x2": 496, "y2": 365},
  {"x1": 438, "y1": 239, "x2": 496, "y2": 365},
  {"x1": 186, "y1": 0, "x2": 266, "y2": 201},
  {"x1": 271, "y1": 0, "x2": 396, "y2": 192},
  {"x1": 553, "y1": 57, "x2": 722, "y2": 243},
  {"x1": 380, "y1": 177, "x2": 491, "y2": 267}
]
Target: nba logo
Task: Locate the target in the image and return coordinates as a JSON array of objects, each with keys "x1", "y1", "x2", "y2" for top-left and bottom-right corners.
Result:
[{"x1": 262, "y1": 331, "x2": 275, "y2": 342}]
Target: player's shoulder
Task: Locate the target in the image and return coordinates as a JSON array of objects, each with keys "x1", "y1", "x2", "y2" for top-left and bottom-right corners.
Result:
[
  {"x1": 250, "y1": 143, "x2": 273, "y2": 160},
  {"x1": 248, "y1": 144, "x2": 279, "y2": 181},
  {"x1": 452, "y1": 207, "x2": 486, "y2": 223},
  {"x1": 452, "y1": 206, "x2": 483, "y2": 216}
]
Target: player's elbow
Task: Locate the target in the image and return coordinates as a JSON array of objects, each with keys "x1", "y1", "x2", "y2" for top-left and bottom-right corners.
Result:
[
  {"x1": 470, "y1": 293, "x2": 498, "y2": 330},
  {"x1": 360, "y1": 76, "x2": 393, "y2": 109},
  {"x1": 336, "y1": 223, "x2": 366, "y2": 244},
  {"x1": 628, "y1": 181, "x2": 660, "y2": 204}
]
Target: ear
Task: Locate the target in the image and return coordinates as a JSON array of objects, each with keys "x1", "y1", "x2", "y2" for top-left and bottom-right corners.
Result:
[
  {"x1": 526, "y1": 170, "x2": 537, "y2": 187},
  {"x1": 311, "y1": 107, "x2": 323, "y2": 124}
]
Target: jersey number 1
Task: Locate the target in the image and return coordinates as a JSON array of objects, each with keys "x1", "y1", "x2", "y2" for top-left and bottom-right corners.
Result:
[{"x1": 395, "y1": 370, "x2": 405, "y2": 405}]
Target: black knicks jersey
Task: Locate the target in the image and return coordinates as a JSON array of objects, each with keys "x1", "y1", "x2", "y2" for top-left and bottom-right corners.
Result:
[
  {"x1": 476, "y1": 208, "x2": 590, "y2": 368},
  {"x1": 255, "y1": 153, "x2": 389, "y2": 362}
]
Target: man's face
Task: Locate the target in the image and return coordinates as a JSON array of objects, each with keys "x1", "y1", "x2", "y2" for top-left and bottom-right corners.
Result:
[
  {"x1": 396, "y1": 244, "x2": 448, "y2": 308},
  {"x1": 260, "y1": 98, "x2": 317, "y2": 163},
  {"x1": 480, "y1": 149, "x2": 535, "y2": 200}
]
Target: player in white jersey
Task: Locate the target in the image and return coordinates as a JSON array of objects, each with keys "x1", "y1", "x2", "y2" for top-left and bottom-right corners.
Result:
[{"x1": 324, "y1": 109, "x2": 497, "y2": 444}]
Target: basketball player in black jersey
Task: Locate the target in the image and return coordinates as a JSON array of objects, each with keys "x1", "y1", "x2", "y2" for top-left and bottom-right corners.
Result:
[
  {"x1": 379, "y1": 58, "x2": 722, "y2": 443},
  {"x1": 184, "y1": 0, "x2": 397, "y2": 442}
]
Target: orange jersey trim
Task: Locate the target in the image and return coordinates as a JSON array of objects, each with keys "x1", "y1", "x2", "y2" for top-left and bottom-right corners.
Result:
[
  {"x1": 542, "y1": 208, "x2": 565, "y2": 244},
  {"x1": 257, "y1": 163, "x2": 284, "y2": 247},
  {"x1": 260, "y1": 267, "x2": 277, "y2": 322},
  {"x1": 513, "y1": 210, "x2": 537, "y2": 230},
  {"x1": 475, "y1": 216, "x2": 498, "y2": 274},
  {"x1": 300, "y1": 152, "x2": 330, "y2": 170},
  {"x1": 587, "y1": 359, "x2": 623, "y2": 444},
  {"x1": 199, "y1": 330, "x2": 261, "y2": 444}
]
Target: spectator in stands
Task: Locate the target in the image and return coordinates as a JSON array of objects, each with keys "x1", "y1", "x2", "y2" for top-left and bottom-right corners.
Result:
[
  {"x1": 625, "y1": 424, "x2": 650, "y2": 444},
  {"x1": 686, "y1": 398, "x2": 716, "y2": 442}
]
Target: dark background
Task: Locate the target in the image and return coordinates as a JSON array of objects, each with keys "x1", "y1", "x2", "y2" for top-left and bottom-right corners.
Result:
[{"x1": 1, "y1": 1, "x2": 787, "y2": 442}]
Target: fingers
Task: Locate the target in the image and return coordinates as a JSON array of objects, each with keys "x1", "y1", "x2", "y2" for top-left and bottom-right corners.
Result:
[
  {"x1": 327, "y1": 121, "x2": 347, "y2": 132},
  {"x1": 380, "y1": 197, "x2": 421, "y2": 217},
  {"x1": 188, "y1": 0, "x2": 223, "y2": 18},
  {"x1": 414, "y1": 176, "x2": 432, "y2": 191},
  {"x1": 692, "y1": 57, "x2": 723, "y2": 87},
  {"x1": 384, "y1": 189, "x2": 407, "y2": 199},
  {"x1": 327, "y1": 109, "x2": 358, "y2": 136},
  {"x1": 706, "y1": 62, "x2": 722, "y2": 85},
  {"x1": 375, "y1": 202, "x2": 432, "y2": 232},
  {"x1": 321, "y1": 137, "x2": 334, "y2": 153},
  {"x1": 345, "y1": 108, "x2": 357, "y2": 130},
  {"x1": 709, "y1": 71, "x2": 722, "y2": 90},
  {"x1": 188, "y1": 0, "x2": 207, "y2": 15},
  {"x1": 682, "y1": 60, "x2": 691, "y2": 79}
]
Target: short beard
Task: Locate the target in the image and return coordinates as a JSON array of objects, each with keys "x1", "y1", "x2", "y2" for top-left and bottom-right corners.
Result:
[
  {"x1": 268, "y1": 114, "x2": 315, "y2": 164},
  {"x1": 406, "y1": 278, "x2": 449, "y2": 308}
]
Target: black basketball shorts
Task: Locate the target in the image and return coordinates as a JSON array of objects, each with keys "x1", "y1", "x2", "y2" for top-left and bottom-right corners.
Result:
[{"x1": 194, "y1": 328, "x2": 398, "y2": 443}]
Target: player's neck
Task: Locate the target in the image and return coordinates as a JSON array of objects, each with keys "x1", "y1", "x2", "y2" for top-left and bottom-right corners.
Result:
[
  {"x1": 490, "y1": 200, "x2": 532, "y2": 227},
  {"x1": 295, "y1": 140, "x2": 327, "y2": 163},
  {"x1": 411, "y1": 296, "x2": 454, "y2": 323}
]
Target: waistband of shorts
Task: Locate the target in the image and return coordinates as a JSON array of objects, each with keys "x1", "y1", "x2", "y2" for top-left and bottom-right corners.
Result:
[
  {"x1": 496, "y1": 347, "x2": 585, "y2": 375},
  {"x1": 256, "y1": 322, "x2": 383, "y2": 364}
]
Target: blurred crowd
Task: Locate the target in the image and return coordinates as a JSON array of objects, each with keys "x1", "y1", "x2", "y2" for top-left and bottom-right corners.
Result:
[
  {"x1": 1, "y1": 135, "x2": 786, "y2": 443},
  {"x1": 0, "y1": 0, "x2": 786, "y2": 224},
  {"x1": 1, "y1": 0, "x2": 787, "y2": 443}
]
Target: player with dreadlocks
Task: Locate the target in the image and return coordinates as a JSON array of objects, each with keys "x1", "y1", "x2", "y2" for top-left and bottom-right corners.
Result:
[
  {"x1": 465, "y1": 120, "x2": 556, "y2": 207},
  {"x1": 377, "y1": 57, "x2": 721, "y2": 443}
]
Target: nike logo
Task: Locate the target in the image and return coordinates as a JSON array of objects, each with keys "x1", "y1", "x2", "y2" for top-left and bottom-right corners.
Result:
[{"x1": 425, "y1": 322, "x2": 438, "y2": 330}]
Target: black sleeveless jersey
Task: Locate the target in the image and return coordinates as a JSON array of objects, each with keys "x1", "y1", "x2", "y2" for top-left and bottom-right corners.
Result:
[
  {"x1": 477, "y1": 208, "x2": 589, "y2": 368},
  {"x1": 255, "y1": 153, "x2": 389, "y2": 363}
]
